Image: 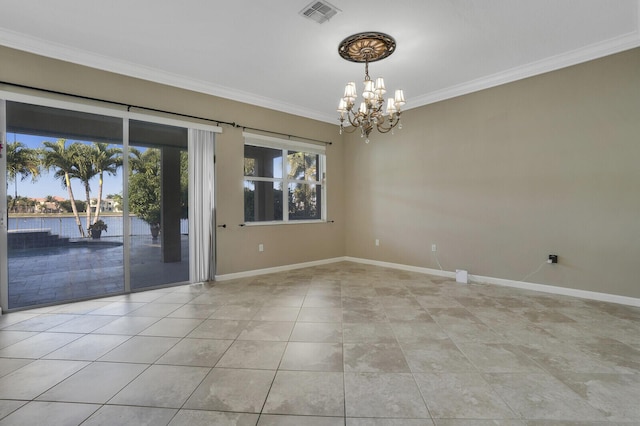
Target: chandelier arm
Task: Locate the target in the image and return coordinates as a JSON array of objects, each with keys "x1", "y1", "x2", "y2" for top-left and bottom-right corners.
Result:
[
  {"x1": 345, "y1": 110, "x2": 363, "y2": 128},
  {"x1": 375, "y1": 123, "x2": 397, "y2": 134},
  {"x1": 339, "y1": 123, "x2": 359, "y2": 134},
  {"x1": 375, "y1": 115, "x2": 402, "y2": 134}
]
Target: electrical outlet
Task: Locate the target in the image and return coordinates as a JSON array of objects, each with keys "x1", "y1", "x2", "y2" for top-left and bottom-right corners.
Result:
[
  {"x1": 431, "y1": 244, "x2": 437, "y2": 252},
  {"x1": 375, "y1": 239, "x2": 380, "y2": 246},
  {"x1": 259, "y1": 243, "x2": 264, "y2": 252}
]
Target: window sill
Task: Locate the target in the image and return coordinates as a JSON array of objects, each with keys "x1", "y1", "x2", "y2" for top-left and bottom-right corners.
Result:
[{"x1": 243, "y1": 220, "x2": 326, "y2": 227}]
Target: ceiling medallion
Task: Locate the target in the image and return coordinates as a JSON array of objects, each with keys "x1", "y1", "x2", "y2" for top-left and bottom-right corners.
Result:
[{"x1": 337, "y1": 32, "x2": 405, "y2": 143}]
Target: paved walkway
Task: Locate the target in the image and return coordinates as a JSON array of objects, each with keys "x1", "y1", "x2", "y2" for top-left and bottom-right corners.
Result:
[{"x1": 7, "y1": 236, "x2": 189, "y2": 310}]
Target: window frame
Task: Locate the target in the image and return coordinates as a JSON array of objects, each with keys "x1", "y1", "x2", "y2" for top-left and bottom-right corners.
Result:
[{"x1": 243, "y1": 132, "x2": 326, "y2": 225}]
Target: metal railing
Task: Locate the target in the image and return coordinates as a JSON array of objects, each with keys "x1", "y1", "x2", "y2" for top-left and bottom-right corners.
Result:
[{"x1": 7, "y1": 215, "x2": 189, "y2": 238}]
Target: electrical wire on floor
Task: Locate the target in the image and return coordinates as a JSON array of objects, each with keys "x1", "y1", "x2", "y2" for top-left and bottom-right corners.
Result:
[
  {"x1": 468, "y1": 259, "x2": 550, "y2": 285},
  {"x1": 519, "y1": 260, "x2": 549, "y2": 283},
  {"x1": 433, "y1": 250, "x2": 444, "y2": 271},
  {"x1": 431, "y1": 246, "x2": 548, "y2": 284}
]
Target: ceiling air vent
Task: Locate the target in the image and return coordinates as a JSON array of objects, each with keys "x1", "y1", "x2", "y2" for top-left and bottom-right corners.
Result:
[{"x1": 299, "y1": 1, "x2": 341, "y2": 24}]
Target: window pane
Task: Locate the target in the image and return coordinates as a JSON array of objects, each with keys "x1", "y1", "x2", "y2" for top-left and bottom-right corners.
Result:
[
  {"x1": 244, "y1": 145, "x2": 282, "y2": 178},
  {"x1": 288, "y1": 183, "x2": 321, "y2": 220},
  {"x1": 129, "y1": 119, "x2": 190, "y2": 290},
  {"x1": 5, "y1": 101, "x2": 125, "y2": 309},
  {"x1": 128, "y1": 146, "x2": 189, "y2": 290},
  {"x1": 287, "y1": 151, "x2": 319, "y2": 181},
  {"x1": 244, "y1": 180, "x2": 283, "y2": 222}
]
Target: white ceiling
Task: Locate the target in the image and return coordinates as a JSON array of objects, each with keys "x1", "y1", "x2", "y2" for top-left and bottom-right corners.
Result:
[{"x1": 1, "y1": 0, "x2": 638, "y2": 124}]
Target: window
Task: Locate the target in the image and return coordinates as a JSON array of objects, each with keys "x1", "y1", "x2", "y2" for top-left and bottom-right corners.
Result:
[{"x1": 243, "y1": 132, "x2": 326, "y2": 223}]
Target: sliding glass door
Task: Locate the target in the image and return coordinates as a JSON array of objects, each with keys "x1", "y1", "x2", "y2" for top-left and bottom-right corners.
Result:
[
  {"x1": 4, "y1": 101, "x2": 125, "y2": 309},
  {"x1": 0, "y1": 98, "x2": 210, "y2": 311}
]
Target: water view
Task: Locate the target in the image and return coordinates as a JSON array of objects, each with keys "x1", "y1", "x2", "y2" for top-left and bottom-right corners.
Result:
[{"x1": 8, "y1": 215, "x2": 189, "y2": 239}]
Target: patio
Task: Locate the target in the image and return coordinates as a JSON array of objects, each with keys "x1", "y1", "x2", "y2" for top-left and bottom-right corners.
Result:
[{"x1": 7, "y1": 235, "x2": 189, "y2": 310}]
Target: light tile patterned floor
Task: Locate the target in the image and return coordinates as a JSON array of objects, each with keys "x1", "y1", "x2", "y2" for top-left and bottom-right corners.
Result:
[{"x1": 0, "y1": 262, "x2": 639, "y2": 425}]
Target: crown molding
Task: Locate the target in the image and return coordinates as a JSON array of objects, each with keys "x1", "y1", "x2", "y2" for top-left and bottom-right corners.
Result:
[
  {"x1": 0, "y1": 28, "x2": 336, "y2": 124},
  {"x1": 2, "y1": 24, "x2": 639, "y2": 125},
  {"x1": 408, "y1": 31, "x2": 640, "y2": 110}
]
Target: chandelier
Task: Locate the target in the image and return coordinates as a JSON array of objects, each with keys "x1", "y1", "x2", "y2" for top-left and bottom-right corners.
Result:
[{"x1": 337, "y1": 32, "x2": 406, "y2": 143}]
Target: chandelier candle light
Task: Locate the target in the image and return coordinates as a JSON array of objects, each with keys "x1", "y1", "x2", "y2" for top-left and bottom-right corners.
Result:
[{"x1": 337, "y1": 32, "x2": 406, "y2": 143}]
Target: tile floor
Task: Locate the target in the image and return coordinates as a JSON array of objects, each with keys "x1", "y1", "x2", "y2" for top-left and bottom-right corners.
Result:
[{"x1": 0, "y1": 262, "x2": 639, "y2": 425}]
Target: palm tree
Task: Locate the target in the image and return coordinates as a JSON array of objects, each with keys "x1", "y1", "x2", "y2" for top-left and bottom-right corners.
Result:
[
  {"x1": 68, "y1": 143, "x2": 99, "y2": 233},
  {"x1": 129, "y1": 147, "x2": 157, "y2": 175},
  {"x1": 41, "y1": 139, "x2": 85, "y2": 237},
  {"x1": 287, "y1": 151, "x2": 319, "y2": 219},
  {"x1": 128, "y1": 147, "x2": 189, "y2": 237},
  {"x1": 128, "y1": 147, "x2": 162, "y2": 237},
  {"x1": 90, "y1": 142, "x2": 122, "y2": 224},
  {"x1": 6, "y1": 140, "x2": 40, "y2": 212}
]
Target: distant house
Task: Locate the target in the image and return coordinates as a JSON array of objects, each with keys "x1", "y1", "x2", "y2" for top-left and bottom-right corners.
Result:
[
  {"x1": 33, "y1": 196, "x2": 65, "y2": 213},
  {"x1": 90, "y1": 198, "x2": 121, "y2": 213}
]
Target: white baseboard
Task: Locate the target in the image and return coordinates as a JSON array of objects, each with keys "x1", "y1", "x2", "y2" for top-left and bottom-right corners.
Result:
[
  {"x1": 345, "y1": 257, "x2": 640, "y2": 308},
  {"x1": 467, "y1": 272, "x2": 640, "y2": 307},
  {"x1": 343, "y1": 256, "x2": 455, "y2": 279},
  {"x1": 214, "y1": 256, "x2": 640, "y2": 307},
  {"x1": 214, "y1": 257, "x2": 349, "y2": 281}
]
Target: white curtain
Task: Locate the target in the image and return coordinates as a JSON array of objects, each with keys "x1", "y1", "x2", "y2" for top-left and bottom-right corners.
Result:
[{"x1": 188, "y1": 129, "x2": 216, "y2": 282}]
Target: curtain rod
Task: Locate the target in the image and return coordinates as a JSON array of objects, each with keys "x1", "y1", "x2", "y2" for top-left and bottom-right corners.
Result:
[
  {"x1": 0, "y1": 81, "x2": 333, "y2": 146},
  {"x1": 241, "y1": 126, "x2": 332, "y2": 146}
]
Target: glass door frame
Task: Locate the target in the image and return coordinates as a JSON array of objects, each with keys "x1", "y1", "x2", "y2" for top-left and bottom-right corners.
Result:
[
  {"x1": 1, "y1": 99, "x2": 7, "y2": 313},
  {"x1": 0, "y1": 89, "x2": 221, "y2": 312}
]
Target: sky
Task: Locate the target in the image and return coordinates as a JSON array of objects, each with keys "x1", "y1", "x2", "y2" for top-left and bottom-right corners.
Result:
[{"x1": 6, "y1": 133, "x2": 122, "y2": 200}]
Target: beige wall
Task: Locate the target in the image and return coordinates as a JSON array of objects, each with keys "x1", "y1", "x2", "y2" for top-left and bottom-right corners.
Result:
[
  {"x1": 344, "y1": 48, "x2": 640, "y2": 298},
  {"x1": 0, "y1": 46, "x2": 346, "y2": 276},
  {"x1": 2, "y1": 45, "x2": 639, "y2": 299}
]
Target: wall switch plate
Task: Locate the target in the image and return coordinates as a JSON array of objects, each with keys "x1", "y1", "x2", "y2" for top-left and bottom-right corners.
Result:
[
  {"x1": 375, "y1": 239, "x2": 380, "y2": 246},
  {"x1": 431, "y1": 244, "x2": 437, "y2": 252},
  {"x1": 259, "y1": 244, "x2": 264, "y2": 252}
]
